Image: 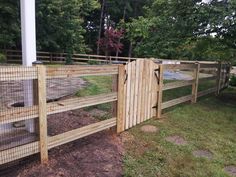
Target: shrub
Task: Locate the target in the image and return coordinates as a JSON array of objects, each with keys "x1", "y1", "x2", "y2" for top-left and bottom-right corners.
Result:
[
  {"x1": 0, "y1": 53, "x2": 6, "y2": 63},
  {"x1": 229, "y1": 75, "x2": 236, "y2": 86},
  {"x1": 87, "y1": 60, "x2": 100, "y2": 65}
]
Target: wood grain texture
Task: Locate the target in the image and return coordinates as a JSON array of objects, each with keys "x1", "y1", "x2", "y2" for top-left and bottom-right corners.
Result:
[
  {"x1": 48, "y1": 118, "x2": 116, "y2": 149},
  {"x1": 162, "y1": 95, "x2": 192, "y2": 109},
  {"x1": 117, "y1": 65, "x2": 125, "y2": 133},
  {"x1": 37, "y1": 65, "x2": 48, "y2": 164},
  {"x1": 163, "y1": 80, "x2": 194, "y2": 91},
  {"x1": 0, "y1": 142, "x2": 39, "y2": 165},
  {"x1": 157, "y1": 65, "x2": 164, "y2": 118},
  {"x1": 46, "y1": 65, "x2": 119, "y2": 79},
  {"x1": 191, "y1": 63, "x2": 200, "y2": 103},
  {"x1": 0, "y1": 67, "x2": 37, "y2": 81}
]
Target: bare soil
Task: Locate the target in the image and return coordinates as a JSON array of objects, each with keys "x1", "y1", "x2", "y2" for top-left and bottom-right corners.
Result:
[
  {"x1": 140, "y1": 125, "x2": 159, "y2": 133},
  {"x1": 192, "y1": 150, "x2": 213, "y2": 159},
  {"x1": 0, "y1": 109, "x2": 124, "y2": 177},
  {"x1": 225, "y1": 166, "x2": 236, "y2": 176},
  {"x1": 165, "y1": 135, "x2": 188, "y2": 145}
]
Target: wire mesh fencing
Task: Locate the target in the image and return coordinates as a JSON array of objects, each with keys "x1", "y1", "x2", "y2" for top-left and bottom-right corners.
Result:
[{"x1": 0, "y1": 66, "x2": 39, "y2": 165}]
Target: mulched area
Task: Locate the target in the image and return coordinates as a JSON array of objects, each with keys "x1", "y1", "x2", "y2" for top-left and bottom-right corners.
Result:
[{"x1": 0, "y1": 109, "x2": 124, "y2": 177}]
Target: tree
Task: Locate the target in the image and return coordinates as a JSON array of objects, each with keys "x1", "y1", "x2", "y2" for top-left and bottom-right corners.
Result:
[
  {"x1": 127, "y1": 0, "x2": 236, "y2": 62},
  {"x1": 36, "y1": 0, "x2": 99, "y2": 54},
  {"x1": 0, "y1": 0, "x2": 21, "y2": 49},
  {"x1": 97, "y1": 27, "x2": 124, "y2": 57}
]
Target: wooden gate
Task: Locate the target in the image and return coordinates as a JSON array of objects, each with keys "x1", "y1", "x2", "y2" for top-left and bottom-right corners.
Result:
[{"x1": 117, "y1": 60, "x2": 159, "y2": 132}]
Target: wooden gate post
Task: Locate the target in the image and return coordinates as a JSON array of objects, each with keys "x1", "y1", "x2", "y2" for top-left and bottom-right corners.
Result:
[
  {"x1": 37, "y1": 65, "x2": 48, "y2": 164},
  {"x1": 191, "y1": 62, "x2": 200, "y2": 103},
  {"x1": 117, "y1": 64, "x2": 125, "y2": 133},
  {"x1": 157, "y1": 64, "x2": 163, "y2": 118},
  {"x1": 216, "y1": 61, "x2": 222, "y2": 95},
  {"x1": 112, "y1": 74, "x2": 118, "y2": 118}
]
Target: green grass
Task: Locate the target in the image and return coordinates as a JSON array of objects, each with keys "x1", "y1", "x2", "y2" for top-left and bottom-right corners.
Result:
[
  {"x1": 163, "y1": 79, "x2": 216, "y2": 102},
  {"x1": 123, "y1": 88, "x2": 236, "y2": 177},
  {"x1": 76, "y1": 75, "x2": 113, "y2": 118}
]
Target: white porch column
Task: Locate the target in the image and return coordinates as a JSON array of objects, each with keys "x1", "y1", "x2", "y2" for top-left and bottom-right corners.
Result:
[{"x1": 20, "y1": 0, "x2": 37, "y2": 132}]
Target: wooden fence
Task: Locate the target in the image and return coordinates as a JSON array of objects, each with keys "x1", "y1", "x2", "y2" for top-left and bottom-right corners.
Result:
[
  {"x1": 2, "y1": 49, "x2": 219, "y2": 65},
  {"x1": 0, "y1": 60, "x2": 230, "y2": 166}
]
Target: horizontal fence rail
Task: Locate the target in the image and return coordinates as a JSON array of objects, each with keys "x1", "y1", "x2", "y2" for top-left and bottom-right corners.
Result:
[{"x1": 2, "y1": 49, "x2": 221, "y2": 65}]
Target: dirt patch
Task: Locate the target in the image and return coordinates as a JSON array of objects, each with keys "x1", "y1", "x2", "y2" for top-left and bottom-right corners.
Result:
[
  {"x1": 224, "y1": 166, "x2": 236, "y2": 176},
  {"x1": 88, "y1": 108, "x2": 108, "y2": 118},
  {"x1": 165, "y1": 135, "x2": 188, "y2": 145},
  {"x1": 1, "y1": 109, "x2": 124, "y2": 177},
  {"x1": 140, "y1": 125, "x2": 159, "y2": 133},
  {"x1": 120, "y1": 131, "x2": 135, "y2": 143},
  {"x1": 192, "y1": 150, "x2": 213, "y2": 159}
]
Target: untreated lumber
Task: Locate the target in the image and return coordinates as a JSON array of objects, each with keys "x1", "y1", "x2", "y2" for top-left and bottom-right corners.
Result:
[
  {"x1": 117, "y1": 65, "x2": 125, "y2": 133},
  {"x1": 163, "y1": 80, "x2": 194, "y2": 91},
  {"x1": 157, "y1": 65, "x2": 164, "y2": 118},
  {"x1": 0, "y1": 142, "x2": 39, "y2": 165},
  {"x1": 37, "y1": 65, "x2": 48, "y2": 164},
  {"x1": 0, "y1": 67, "x2": 37, "y2": 81},
  {"x1": 48, "y1": 118, "x2": 116, "y2": 149},
  {"x1": 198, "y1": 87, "x2": 217, "y2": 97},
  {"x1": 46, "y1": 65, "x2": 119, "y2": 78},
  {"x1": 191, "y1": 63, "x2": 200, "y2": 103},
  {"x1": 200, "y1": 63, "x2": 218, "y2": 69},
  {"x1": 163, "y1": 64, "x2": 196, "y2": 70},
  {"x1": 161, "y1": 95, "x2": 192, "y2": 109},
  {"x1": 198, "y1": 76, "x2": 217, "y2": 83},
  {"x1": 0, "y1": 93, "x2": 117, "y2": 125}
]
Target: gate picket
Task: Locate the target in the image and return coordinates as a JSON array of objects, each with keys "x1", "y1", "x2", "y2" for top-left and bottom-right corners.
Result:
[{"x1": 123, "y1": 59, "x2": 159, "y2": 130}]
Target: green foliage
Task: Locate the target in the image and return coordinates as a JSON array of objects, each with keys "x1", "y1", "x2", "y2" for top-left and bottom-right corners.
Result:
[
  {"x1": 0, "y1": 1, "x2": 20, "y2": 49},
  {"x1": 87, "y1": 60, "x2": 100, "y2": 65},
  {"x1": 36, "y1": 0, "x2": 99, "y2": 53},
  {"x1": 0, "y1": 53, "x2": 6, "y2": 63},
  {"x1": 76, "y1": 75, "x2": 112, "y2": 96},
  {"x1": 76, "y1": 75, "x2": 112, "y2": 112},
  {"x1": 126, "y1": 0, "x2": 236, "y2": 61},
  {"x1": 230, "y1": 75, "x2": 236, "y2": 87},
  {"x1": 0, "y1": 0, "x2": 235, "y2": 63}
]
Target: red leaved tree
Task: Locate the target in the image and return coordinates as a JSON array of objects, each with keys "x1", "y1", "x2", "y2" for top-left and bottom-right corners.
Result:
[{"x1": 97, "y1": 27, "x2": 124, "y2": 57}]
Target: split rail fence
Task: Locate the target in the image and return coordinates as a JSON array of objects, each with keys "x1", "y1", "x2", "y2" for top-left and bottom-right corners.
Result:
[{"x1": 0, "y1": 59, "x2": 230, "y2": 166}]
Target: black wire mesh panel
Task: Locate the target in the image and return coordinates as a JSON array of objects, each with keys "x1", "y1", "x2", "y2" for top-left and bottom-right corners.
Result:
[
  {"x1": 0, "y1": 66, "x2": 39, "y2": 165},
  {"x1": 45, "y1": 65, "x2": 115, "y2": 137}
]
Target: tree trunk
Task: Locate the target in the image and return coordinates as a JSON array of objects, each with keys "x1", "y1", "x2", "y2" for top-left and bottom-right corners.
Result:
[
  {"x1": 128, "y1": 42, "x2": 133, "y2": 58},
  {"x1": 97, "y1": 0, "x2": 105, "y2": 55}
]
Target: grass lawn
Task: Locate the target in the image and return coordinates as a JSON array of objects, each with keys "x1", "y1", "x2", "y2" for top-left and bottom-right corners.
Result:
[
  {"x1": 76, "y1": 75, "x2": 113, "y2": 118},
  {"x1": 123, "y1": 88, "x2": 236, "y2": 177},
  {"x1": 75, "y1": 75, "x2": 236, "y2": 176}
]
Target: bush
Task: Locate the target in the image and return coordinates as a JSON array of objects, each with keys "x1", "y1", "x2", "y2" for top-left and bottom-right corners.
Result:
[
  {"x1": 87, "y1": 60, "x2": 100, "y2": 65},
  {"x1": 229, "y1": 75, "x2": 236, "y2": 86},
  {"x1": 0, "y1": 53, "x2": 6, "y2": 63}
]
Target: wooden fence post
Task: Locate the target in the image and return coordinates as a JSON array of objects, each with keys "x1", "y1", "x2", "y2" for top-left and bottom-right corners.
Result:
[
  {"x1": 216, "y1": 61, "x2": 222, "y2": 95},
  {"x1": 37, "y1": 65, "x2": 48, "y2": 164},
  {"x1": 117, "y1": 64, "x2": 125, "y2": 133},
  {"x1": 191, "y1": 62, "x2": 200, "y2": 103},
  {"x1": 112, "y1": 74, "x2": 118, "y2": 118},
  {"x1": 157, "y1": 64, "x2": 163, "y2": 118}
]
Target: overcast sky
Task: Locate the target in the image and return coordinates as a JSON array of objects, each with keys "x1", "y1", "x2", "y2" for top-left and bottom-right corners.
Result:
[{"x1": 202, "y1": 0, "x2": 211, "y2": 3}]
